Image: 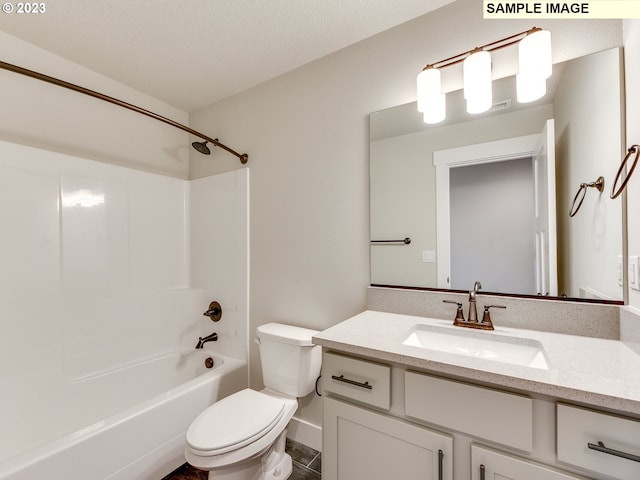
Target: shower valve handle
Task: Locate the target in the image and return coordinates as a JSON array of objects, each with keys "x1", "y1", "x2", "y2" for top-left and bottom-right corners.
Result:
[{"x1": 203, "y1": 301, "x2": 222, "y2": 322}]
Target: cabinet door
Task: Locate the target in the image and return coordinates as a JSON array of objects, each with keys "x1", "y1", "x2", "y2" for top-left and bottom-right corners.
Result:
[
  {"x1": 323, "y1": 396, "x2": 452, "y2": 480},
  {"x1": 471, "y1": 445, "x2": 584, "y2": 480}
]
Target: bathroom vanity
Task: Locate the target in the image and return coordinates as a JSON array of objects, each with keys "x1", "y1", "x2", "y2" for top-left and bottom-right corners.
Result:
[{"x1": 313, "y1": 310, "x2": 640, "y2": 480}]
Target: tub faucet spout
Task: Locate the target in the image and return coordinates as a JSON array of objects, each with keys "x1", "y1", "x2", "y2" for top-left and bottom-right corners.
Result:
[{"x1": 196, "y1": 332, "x2": 218, "y2": 349}]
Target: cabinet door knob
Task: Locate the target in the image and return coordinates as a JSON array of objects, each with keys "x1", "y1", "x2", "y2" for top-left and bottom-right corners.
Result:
[{"x1": 587, "y1": 441, "x2": 640, "y2": 463}]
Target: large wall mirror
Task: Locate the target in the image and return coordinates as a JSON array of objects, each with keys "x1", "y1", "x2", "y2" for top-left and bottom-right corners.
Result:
[{"x1": 370, "y1": 47, "x2": 625, "y2": 303}]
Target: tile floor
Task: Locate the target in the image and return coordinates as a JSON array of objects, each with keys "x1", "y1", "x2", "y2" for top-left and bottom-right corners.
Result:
[{"x1": 161, "y1": 439, "x2": 321, "y2": 480}]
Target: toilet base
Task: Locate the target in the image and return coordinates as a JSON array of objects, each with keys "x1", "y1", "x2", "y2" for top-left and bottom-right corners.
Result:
[
  {"x1": 206, "y1": 430, "x2": 292, "y2": 480},
  {"x1": 262, "y1": 430, "x2": 292, "y2": 479},
  {"x1": 206, "y1": 455, "x2": 262, "y2": 480},
  {"x1": 261, "y1": 453, "x2": 292, "y2": 480}
]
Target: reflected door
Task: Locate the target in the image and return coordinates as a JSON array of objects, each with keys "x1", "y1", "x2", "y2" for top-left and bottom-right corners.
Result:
[
  {"x1": 434, "y1": 128, "x2": 556, "y2": 294},
  {"x1": 533, "y1": 119, "x2": 558, "y2": 296}
]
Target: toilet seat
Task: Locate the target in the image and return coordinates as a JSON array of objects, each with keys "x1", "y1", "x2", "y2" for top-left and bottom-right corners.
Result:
[{"x1": 186, "y1": 389, "x2": 286, "y2": 456}]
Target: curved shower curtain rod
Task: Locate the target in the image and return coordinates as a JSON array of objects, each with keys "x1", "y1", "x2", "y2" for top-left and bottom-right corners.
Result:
[{"x1": 0, "y1": 59, "x2": 249, "y2": 165}]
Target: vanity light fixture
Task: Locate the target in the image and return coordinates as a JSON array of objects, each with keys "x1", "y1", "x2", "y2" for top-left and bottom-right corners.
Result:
[{"x1": 417, "y1": 27, "x2": 552, "y2": 123}]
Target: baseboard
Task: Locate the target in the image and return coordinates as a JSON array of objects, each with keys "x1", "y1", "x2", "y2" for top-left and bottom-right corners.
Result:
[{"x1": 287, "y1": 416, "x2": 322, "y2": 453}]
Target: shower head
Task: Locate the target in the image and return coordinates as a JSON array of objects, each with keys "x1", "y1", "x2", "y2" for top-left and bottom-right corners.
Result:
[
  {"x1": 191, "y1": 138, "x2": 248, "y2": 164},
  {"x1": 192, "y1": 141, "x2": 211, "y2": 155}
]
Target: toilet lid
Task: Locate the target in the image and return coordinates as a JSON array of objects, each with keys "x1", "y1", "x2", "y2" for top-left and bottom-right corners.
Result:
[{"x1": 186, "y1": 389, "x2": 286, "y2": 455}]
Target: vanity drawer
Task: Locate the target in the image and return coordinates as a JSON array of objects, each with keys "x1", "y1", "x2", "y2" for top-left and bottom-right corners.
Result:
[
  {"x1": 405, "y1": 371, "x2": 532, "y2": 452},
  {"x1": 557, "y1": 403, "x2": 640, "y2": 480},
  {"x1": 471, "y1": 444, "x2": 583, "y2": 480},
  {"x1": 322, "y1": 351, "x2": 390, "y2": 410}
]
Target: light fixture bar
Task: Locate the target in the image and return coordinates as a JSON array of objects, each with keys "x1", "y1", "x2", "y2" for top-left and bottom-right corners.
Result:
[
  {"x1": 0, "y1": 59, "x2": 249, "y2": 164},
  {"x1": 421, "y1": 27, "x2": 543, "y2": 71}
]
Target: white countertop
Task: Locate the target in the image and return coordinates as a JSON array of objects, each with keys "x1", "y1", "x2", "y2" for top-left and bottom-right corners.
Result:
[{"x1": 312, "y1": 310, "x2": 640, "y2": 416}]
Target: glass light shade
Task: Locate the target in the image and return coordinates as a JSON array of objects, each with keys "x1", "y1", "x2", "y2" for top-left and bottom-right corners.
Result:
[
  {"x1": 417, "y1": 67, "x2": 446, "y2": 123},
  {"x1": 519, "y1": 29, "x2": 552, "y2": 79},
  {"x1": 417, "y1": 68, "x2": 441, "y2": 112},
  {"x1": 516, "y1": 72, "x2": 546, "y2": 103},
  {"x1": 463, "y1": 50, "x2": 492, "y2": 114},
  {"x1": 422, "y1": 93, "x2": 446, "y2": 124}
]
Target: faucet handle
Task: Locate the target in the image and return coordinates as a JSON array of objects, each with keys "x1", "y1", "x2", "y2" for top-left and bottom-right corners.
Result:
[
  {"x1": 443, "y1": 300, "x2": 465, "y2": 324},
  {"x1": 481, "y1": 304, "x2": 506, "y2": 329},
  {"x1": 203, "y1": 301, "x2": 222, "y2": 322}
]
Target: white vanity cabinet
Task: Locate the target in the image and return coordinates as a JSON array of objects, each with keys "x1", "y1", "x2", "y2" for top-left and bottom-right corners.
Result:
[
  {"x1": 322, "y1": 352, "x2": 453, "y2": 480},
  {"x1": 321, "y1": 351, "x2": 590, "y2": 480},
  {"x1": 315, "y1": 310, "x2": 640, "y2": 480},
  {"x1": 323, "y1": 397, "x2": 453, "y2": 480},
  {"x1": 470, "y1": 445, "x2": 584, "y2": 480}
]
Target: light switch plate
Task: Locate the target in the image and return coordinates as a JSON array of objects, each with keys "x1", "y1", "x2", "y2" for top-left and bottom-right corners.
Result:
[
  {"x1": 630, "y1": 256, "x2": 640, "y2": 291},
  {"x1": 422, "y1": 250, "x2": 436, "y2": 263},
  {"x1": 617, "y1": 255, "x2": 623, "y2": 286}
]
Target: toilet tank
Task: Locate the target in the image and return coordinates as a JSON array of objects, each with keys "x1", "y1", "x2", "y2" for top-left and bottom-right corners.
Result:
[{"x1": 256, "y1": 323, "x2": 322, "y2": 398}]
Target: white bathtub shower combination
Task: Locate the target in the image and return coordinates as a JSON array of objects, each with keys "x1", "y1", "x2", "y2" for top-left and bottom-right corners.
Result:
[
  {"x1": 0, "y1": 140, "x2": 250, "y2": 479},
  {"x1": 0, "y1": 350, "x2": 246, "y2": 480}
]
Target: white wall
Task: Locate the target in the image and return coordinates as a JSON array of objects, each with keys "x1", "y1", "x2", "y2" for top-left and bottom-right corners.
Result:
[
  {"x1": 0, "y1": 140, "x2": 194, "y2": 387},
  {"x1": 190, "y1": 169, "x2": 250, "y2": 364},
  {"x1": 188, "y1": 0, "x2": 622, "y2": 431}
]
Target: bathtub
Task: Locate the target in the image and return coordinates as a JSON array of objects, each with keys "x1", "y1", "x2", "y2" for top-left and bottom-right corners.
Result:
[{"x1": 0, "y1": 349, "x2": 247, "y2": 480}]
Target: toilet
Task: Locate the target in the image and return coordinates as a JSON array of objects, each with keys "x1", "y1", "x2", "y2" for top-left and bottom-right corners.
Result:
[{"x1": 185, "y1": 323, "x2": 322, "y2": 480}]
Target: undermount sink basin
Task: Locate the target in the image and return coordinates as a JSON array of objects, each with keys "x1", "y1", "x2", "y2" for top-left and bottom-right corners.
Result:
[{"x1": 401, "y1": 324, "x2": 550, "y2": 370}]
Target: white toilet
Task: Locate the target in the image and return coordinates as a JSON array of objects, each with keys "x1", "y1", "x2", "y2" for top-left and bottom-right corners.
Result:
[{"x1": 185, "y1": 323, "x2": 322, "y2": 480}]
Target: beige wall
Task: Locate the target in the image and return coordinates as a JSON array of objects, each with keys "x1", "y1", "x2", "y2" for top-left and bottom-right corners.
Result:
[
  {"x1": 625, "y1": 20, "x2": 640, "y2": 308},
  {"x1": 554, "y1": 47, "x2": 624, "y2": 300},
  {"x1": 0, "y1": 31, "x2": 190, "y2": 179},
  {"x1": 370, "y1": 104, "x2": 552, "y2": 289},
  {"x1": 189, "y1": 0, "x2": 622, "y2": 429}
]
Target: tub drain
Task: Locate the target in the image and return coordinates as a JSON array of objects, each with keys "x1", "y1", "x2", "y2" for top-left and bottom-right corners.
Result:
[{"x1": 204, "y1": 357, "x2": 214, "y2": 369}]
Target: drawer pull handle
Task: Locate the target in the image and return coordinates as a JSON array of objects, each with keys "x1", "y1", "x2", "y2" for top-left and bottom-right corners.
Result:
[
  {"x1": 438, "y1": 449, "x2": 443, "y2": 480},
  {"x1": 480, "y1": 464, "x2": 486, "y2": 480},
  {"x1": 587, "y1": 441, "x2": 640, "y2": 463},
  {"x1": 331, "y1": 374, "x2": 373, "y2": 390}
]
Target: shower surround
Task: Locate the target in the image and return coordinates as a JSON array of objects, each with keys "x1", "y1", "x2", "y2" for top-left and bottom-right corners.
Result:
[{"x1": 0, "y1": 139, "x2": 249, "y2": 478}]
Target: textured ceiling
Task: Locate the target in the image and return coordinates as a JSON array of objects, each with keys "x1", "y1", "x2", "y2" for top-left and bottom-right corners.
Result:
[{"x1": 0, "y1": 0, "x2": 452, "y2": 112}]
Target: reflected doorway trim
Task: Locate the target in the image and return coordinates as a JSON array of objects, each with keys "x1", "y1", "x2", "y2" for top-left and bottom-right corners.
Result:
[{"x1": 433, "y1": 134, "x2": 539, "y2": 289}]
